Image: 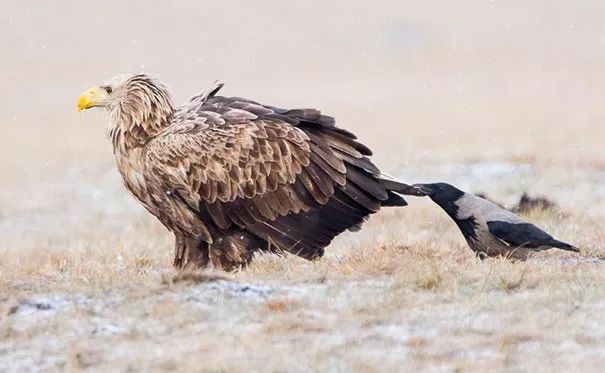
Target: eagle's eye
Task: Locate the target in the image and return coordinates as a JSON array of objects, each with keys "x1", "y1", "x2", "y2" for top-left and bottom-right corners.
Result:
[{"x1": 103, "y1": 86, "x2": 113, "y2": 94}]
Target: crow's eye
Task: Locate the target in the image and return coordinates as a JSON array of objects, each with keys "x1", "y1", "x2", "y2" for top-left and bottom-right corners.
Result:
[{"x1": 103, "y1": 86, "x2": 113, "y2": 94}]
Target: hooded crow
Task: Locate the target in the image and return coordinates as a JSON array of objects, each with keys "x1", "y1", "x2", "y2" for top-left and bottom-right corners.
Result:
[{"x1": 414, "y1": 183, "x2": 579, "y2": 260}]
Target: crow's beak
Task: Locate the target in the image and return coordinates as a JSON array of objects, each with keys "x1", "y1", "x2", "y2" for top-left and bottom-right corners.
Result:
[{"x1": 412, "y1": 184, "x2": 433, "y2": 196}]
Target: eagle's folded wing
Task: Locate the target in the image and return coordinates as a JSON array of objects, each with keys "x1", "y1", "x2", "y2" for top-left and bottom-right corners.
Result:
[{"x1": 143, "y1": 96, "x2": 414, "y2": 258}]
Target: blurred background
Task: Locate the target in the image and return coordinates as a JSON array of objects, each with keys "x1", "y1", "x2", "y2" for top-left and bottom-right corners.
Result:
[{"x1": 1, "y1": 0, "x2": 604, "y2": 238}]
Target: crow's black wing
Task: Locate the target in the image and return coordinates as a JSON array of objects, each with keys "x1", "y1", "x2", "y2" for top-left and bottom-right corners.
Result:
[{"x1": 487, "y1": 221, "x2": 553, "y2": 248}]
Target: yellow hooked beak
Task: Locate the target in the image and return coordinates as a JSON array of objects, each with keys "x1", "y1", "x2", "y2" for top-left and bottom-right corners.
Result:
[{"x1": 77, "y1": 87, "x2": 106, "y2": 112}]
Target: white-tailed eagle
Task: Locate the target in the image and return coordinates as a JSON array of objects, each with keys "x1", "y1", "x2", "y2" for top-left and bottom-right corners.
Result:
[{"x1": 77, "y1": 74, "x2": 424, "y2": 270}]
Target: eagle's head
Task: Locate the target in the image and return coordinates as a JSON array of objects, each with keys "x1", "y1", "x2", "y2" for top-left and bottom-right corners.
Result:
[
  {"x1": 77, "y1": 73, "x2": 175, "y2": 147},
  {"x1": 77, "y1": 73, "x2": 173, "y2": 113}
]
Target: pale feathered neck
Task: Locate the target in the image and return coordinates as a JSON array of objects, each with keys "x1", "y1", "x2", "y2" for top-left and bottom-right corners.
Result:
[{"x1": 108, "y1": 75, "x2": 175, "y2": 152}]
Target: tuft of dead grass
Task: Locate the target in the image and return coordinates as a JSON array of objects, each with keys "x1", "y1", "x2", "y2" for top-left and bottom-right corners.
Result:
[
  {"x1": 261, "y1": 298, "x2": 302, "y2": 314},
  {"x1": 160, "y1": 271, "x2": 230, "y2": 286}
]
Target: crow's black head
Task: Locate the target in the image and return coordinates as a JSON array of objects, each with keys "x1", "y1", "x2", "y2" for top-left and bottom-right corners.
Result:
[
  {"x1": 414, "y1": 182, "x2": 478, "y2": 241},
  {"x1": 413, "y1": 183, "x2": 465, "y2": 206}
]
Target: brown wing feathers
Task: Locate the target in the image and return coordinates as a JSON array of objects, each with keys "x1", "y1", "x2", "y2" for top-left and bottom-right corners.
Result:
[
  {"x1": 147, "y1": 96, "x2": 415, "y2": 260},
  {"x1": 256, "y1": 110, "x2": 416, "y2": 256},
  {"x1": 241, "y1": 108, "x2": 408, "y2": 256}
]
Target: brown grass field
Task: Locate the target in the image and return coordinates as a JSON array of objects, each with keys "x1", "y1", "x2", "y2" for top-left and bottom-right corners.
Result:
[{"x1": 2, "y1": 1, "x2": 605, "y2": 371}]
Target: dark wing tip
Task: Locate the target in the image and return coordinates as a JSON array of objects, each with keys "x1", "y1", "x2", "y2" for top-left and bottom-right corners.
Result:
[
  {"x1": 549, "y1": 239, "x2": 580, "y2": 253},
  {"x1": 379, "y1": 176, "x2": 428, "y2": 196}
]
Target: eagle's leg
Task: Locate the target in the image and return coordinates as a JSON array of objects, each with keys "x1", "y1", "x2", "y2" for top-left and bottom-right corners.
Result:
[
  {"x1": 208, "y1": 232, "x2": 257, "y2": 271},
  {"x1": 173, "y1": 234, "x2": 210, "y2": 269},
  {"x1": 173, "y1": 234, "x2": 185, "y2": 268}
]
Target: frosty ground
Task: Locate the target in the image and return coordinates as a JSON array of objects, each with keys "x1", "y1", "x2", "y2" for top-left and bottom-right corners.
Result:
[{"x1": 2, "y1": 161, "x2": 604, "y2": 372}]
